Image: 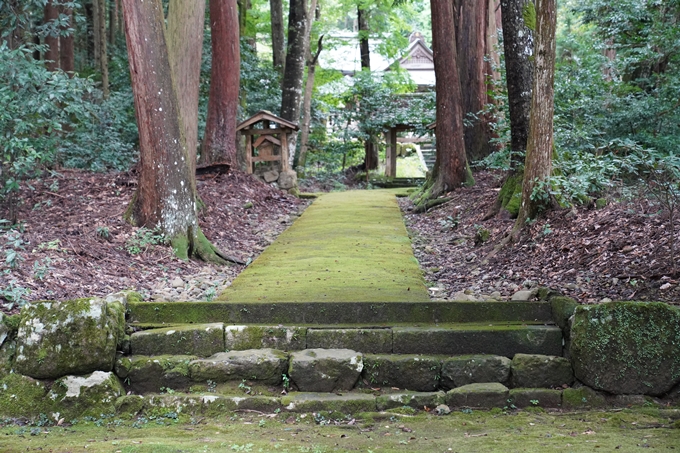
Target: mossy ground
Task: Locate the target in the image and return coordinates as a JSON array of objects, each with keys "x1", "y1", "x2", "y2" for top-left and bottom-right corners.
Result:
[
  {"x1": 2, "y1": 409, "x2": 678, "y2": 452},
  {"x1": 218, "y1": 190, "x2": 429, "y2": 303}
]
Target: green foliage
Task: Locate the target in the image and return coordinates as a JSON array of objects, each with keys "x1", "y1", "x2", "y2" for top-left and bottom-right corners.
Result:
[
  {"x1": 125, "y1": 227, "x2": 166, "y2": 255},
  {"x1": 239, "y1": 39, "x2": 282, "y2": 118}
]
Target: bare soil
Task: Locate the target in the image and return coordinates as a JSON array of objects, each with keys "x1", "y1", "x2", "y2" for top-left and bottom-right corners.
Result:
[{"x1": 2, "y1": 169, "x2": 678, "y2": 314}]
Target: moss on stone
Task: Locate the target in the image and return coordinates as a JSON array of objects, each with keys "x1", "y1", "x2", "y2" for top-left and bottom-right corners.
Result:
[
  {"x1": 225, "y1": 325, "x2": 306, "y2": 351},
  {"x1": 2, "y1": 314, "x2": 21, "y2": 332},
  {"x1": 49, "y1": 371, "x2": 125, "y2": 420},
  {"x1": 570, "y1": 302, "x2": 680, "y2": 396},
  {"x1": 562, "y1": 386, "x2": 607, "y2": 409},
  {"x1": 0, "y1": 373, "x2": 51, "y2": 418}
]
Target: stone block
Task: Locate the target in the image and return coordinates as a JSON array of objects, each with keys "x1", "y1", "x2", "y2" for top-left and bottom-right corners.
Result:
[
  {"x1": 392, "y1": 326, "x2": 563, "y2": 356},
  {"x1": 263, "y1": 170, "x2": 280, "y2": 183},
  {"x1": 189, "y1": 349, "x2": 288, "y2": 385},
  {"x1": 278, "y1": 170, "x2": 297, "y2": 190},
  {"x1": 446, "y1": 383, "x2": 509, "y2": 408},
  {"x1": 131, "y1": 323, "x2": 225, "y2": 357},
  {"x1": 50, "y1": 371, "x2": 125, "y2": 419},
  {"x1": 562, "y1": 386, "x2": 607, "y2": 409},
  {"x1": 115, "y1": 355, "x2": 196, "y2": 393},
  {"x1": 570, "y1": 302, "x2": 680, "y2": 396},
  {"x1": 307, "y1": 328, "x2": 392, "y2": 353},
  {"x1": 362, "y1": 354, "x2": 439, "y2": 391},
  {"x1": 0, "y1": 373, "x2": 51, "y2": 418},
  {"x1": 376, "y1": 391, "x2": 445, "y2": 411},
  {"x1": 508, "y1": 388, "x2": 562, "y2": 408},
  {"x1": 289, "y1": 349, "x2": 362, "y2": 392},
  {"x1": 281, "y1": 392, "x2": 376, "y2": 413},
  {"x1": 511, "y1": 353, "x2": 573, "y2": 388},
  {"x1": 15, "y1": 298, "x2": 125, "y2": 379},
  {"x1": 440, "y1": 355, "x2": 511, "y2": 390},
  {"x1": 225, "y1": 325, "x2": 306, "y2": 351}
]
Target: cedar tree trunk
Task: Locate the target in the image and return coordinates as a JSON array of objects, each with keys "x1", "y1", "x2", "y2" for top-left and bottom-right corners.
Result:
[
  {"x1": 121, "y1": 0, "x2": 228, "y2": 264},
  {"x1": 298, "y1": 35, "x2": 324, "y2": 170},
  {"x1": 167, "y1": 0, "x2": 206, "y2": 176},
  {"x1": 357, "y1": 4, "x2": 377, "y2": 170},
  {"x1": 44, "y1": 0, "x2": 60, "y2": 71},
  {"x1": 201, "y1": 0, "x2": 240, "y2": 167},
  {"x1": 513, "y1": 0, "x2": 556, "y2": 231},
  {"x1": 270, "y1": 0, "x2": 286, "y2": 73},
  {"x1": 59, "y1": 6, "x2": 75, "y2": 74},
  {"x1": 454, "y1": 0, "x2": 493, "y2": 162},
  {"x1": 93, "y1": 0, "x2": 109, "y2": 97},
  {"x1": 426, "y1": 0, "x2": 469, "y2": 198}
]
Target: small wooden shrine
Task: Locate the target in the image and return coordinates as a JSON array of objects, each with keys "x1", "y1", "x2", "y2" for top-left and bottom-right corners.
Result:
[{"x1": 236, "y1": 111, "x2": 299, "y2": 174}]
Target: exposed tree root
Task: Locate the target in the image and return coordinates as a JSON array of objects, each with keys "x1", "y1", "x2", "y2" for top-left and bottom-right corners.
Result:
[
  {"x1": 414, "y1": 196, "x2": 452, "y2": 214},
  {"x1": 171, "y1": 226, "x2": 245, "y2": 265}
]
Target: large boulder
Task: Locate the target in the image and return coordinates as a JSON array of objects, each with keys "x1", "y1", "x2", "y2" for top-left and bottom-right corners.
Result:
[
  {"x1": 278, "y1": 170, "x2": 298, "y2": 190},
  {"x1": 0, "y1": 373, "x2": 51, "y2": 418},
  {"x1": 289, "y1": 349, "x2": 362, "y2": 392},
  {"x1": 14, "y1": 298, "x2": 125, "y2": 379},
  {"x1": 570, "y1": 302, "x2": 680, "y2": 396}
]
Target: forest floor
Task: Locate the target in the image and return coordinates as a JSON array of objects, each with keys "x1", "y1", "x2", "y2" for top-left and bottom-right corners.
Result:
[{"x1": 1, "y1": 169, "x2": 678, "y2": 315}]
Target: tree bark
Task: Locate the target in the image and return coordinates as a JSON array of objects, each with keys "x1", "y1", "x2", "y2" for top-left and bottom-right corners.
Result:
[
  {"x1": 270, "y1": 0, "x2": 286, "y2": 74},
  {"x1": 59, "y1": 6, "x2": 75, "y2": 74},
  {"x1": 297, "y1": 36, "x2": 323, "y2": 171},
  {"x1": 44, "y1": 0, "x2": 60, "y2": 71},
  {"x1": 93, "y1": 0, "x2": 109, "y2": 97},
  {"x1": 358, "y1": 5, "x2": 370, "y2": 70},
  {"x1": 166, "y1": 0, "x2": 206, "y2": 178},
  {"x1": 514, "y1": 0, "x2": 556, "y2": 231},
  {"x1": 200, "y1": 0, "x2": 240, "y2": 167},
  {"x1": 454, "y1": 0, "x2": 493, "y2": 162},
  {"x1": 280, "y1": 0, "x2": 313, "y2": 167},
  {"x1": 501, "y1": 0, "x2": 534, "y2": 165},
  {"x1": 121, "y1": 0, "x2": 228, "y2": 264},
  {"x1": 426, "y1": 0, "x2": 469, "y2": 198}
]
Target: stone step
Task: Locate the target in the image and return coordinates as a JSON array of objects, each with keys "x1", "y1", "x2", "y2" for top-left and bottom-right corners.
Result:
[
  {"x1": 114, "y1": 385, "x2": 618, "y2": 417},
  {"x1": 129, "y1": 322, "x2": 562, "y2": 357},
  {"x1": 128, "y1": 300, "x2": 554, "y2": 325}
]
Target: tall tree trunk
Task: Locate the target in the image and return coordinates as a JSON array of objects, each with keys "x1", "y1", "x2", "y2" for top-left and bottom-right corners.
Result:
[
  {"x1": 121, "y1": 0, "x2": 229, "y2": 264},
  {"x1": 93, "y1": 0, "x2": 109, "y2": 97},
  {"x1": 483, "y1": 0, "x2": 534, "y2": 220},
  {"x1": 44, "y1": 0, "x2": 60, "y2": 71},
  {"x1": 109, "y1": 0, "x2": 119, "y2": 44},
  {"x1": 270, "y1": 0, "x2": 286, "y2": 74},
  {"x1": 59, "y1": 6, "x2": 75, "y2": 74},
  {"x1": 357, "y1": 4, "x2": 376, "y2": 170},
  {"x1": 297, "y1": 35, "x2": 323, "y2": 171},
  {"x1": 426, "y1": 0, "x2": 469, "y2": 199},
  {"x1": 280, "y1": 0, "x2": 310, "y2": 166},
  {"x1": 166, "y1": 0, "x2": 206, "y2": 178},
  {"x1": 201, "y1": 0, "x2": 240, "y2": 166},
  {"x1": 358, "y1": 6, "x2": 370, "y2": 70},
  {"x1": 454, "y1": 0, "x2": 493, "y2": 162},
  {"x1": 85, "y1": 1, "x2": 95, "y2": 65},
  {"x1": 7, "y1": 0, "x2": 24, "y2": 50},
  {"x1": 513, "y1": 0, "x2": 556, "y2": 232}
]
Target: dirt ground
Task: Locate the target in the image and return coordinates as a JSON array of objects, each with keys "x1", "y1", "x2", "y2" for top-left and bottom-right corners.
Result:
[{"x1": 1, "y1": 169, "x2": 678, "y2": 313}]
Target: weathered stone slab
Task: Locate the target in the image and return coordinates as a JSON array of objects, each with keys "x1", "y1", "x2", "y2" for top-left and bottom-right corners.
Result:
[
  {"x1": 307, "y1": 328, "x2": 392, "y2": 353},
  {"x1": 511, "y1": 354, "x2": 573, "y2": 388},
  {"x1": 50, "y1": 371, "x2": 124, "y2": 419},
  {"x1": 0, "y1": 313, "x2": 9, "y2": 347},
  {"x1": 440, "y1": 355, "x2": 511, "y2": 390},
  {"x1": 131, "y1": 323, "x2": 225, "y2": 357},
  {"x1": 281, "y1": 392, "x2": 376, "y2": 413},
  {"x1": 570, "y1": 302, "x2": 680, "y2": 396},
  {"x1": 363, "y1": 354, "x2": 439, "y2": 391},
  {"x1": 392, "y1": 326, "x2": 563, "y2": 357},
  {"x1": 289, "y1": 349, "x2": 362, "y2": 392},
  {"x1": 561, "y1": 386, "x2": 607, "y2": 409},
  {"x1": 189, "y1": 349, "x2": 288, "y2": 385},
  {"x1": 15, "y1": 298, "x2": 125, "y2": 379},
  {"x1": 508, "y1": 388, "x2": 562, "y2": 408},
  {"x1": 225, "y1": 325, "x2": 306, "y2": 351},
  {"x1": 446, "y1": 383, "x2": 509, "y2": 408},
  {"x1": 376, "y1": 391, "x2": 445, "y2": 411},
  {"x1": 115, "y1": 355, "x2": 196, "y2": 393}
]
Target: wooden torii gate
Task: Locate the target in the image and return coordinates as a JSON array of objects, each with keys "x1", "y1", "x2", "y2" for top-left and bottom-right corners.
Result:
[{"x1": 237, "y1": 110, "x2": 299, "y2": 174}]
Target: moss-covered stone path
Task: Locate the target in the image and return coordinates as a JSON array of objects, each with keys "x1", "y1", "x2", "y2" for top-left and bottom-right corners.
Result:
[{"x1": 218, "y1": 190, "x2": 429, "y2": 302}]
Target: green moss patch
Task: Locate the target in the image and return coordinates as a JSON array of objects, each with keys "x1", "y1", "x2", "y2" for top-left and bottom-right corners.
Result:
[{"x1": 217, "y1": 190, "x2": 429, "y2": 302}]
